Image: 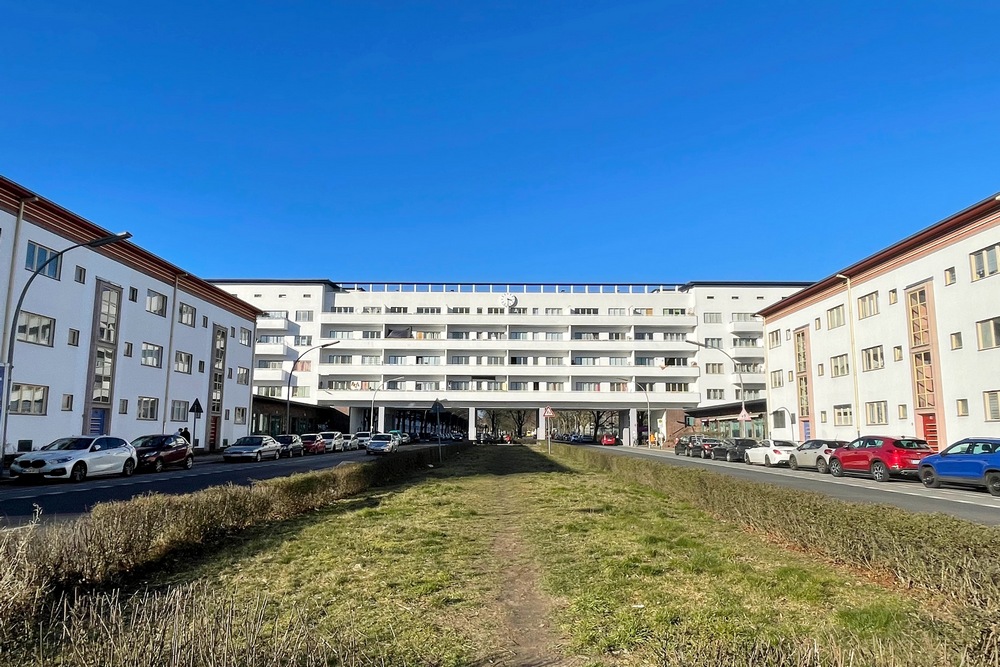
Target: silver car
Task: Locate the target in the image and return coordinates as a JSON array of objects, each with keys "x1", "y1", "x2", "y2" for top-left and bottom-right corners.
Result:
[
  {"x1": 366, "y1": 433, "x2": 397, "y2": 455},
  {"x1": 11, "y1": 436, "x2": 137, "y2": 482},
  {"x1": 223, "y1": 435, "x2": 281, "y2": 462}
]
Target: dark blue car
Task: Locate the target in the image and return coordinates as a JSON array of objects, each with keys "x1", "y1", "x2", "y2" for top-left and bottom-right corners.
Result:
[{"x1": 918, "y1": 438, "x2": 1000, "y2": 496}]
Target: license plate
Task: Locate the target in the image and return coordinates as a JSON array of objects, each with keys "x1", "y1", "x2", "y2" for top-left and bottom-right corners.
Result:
[{"x1": 910, "y1": 459, "x2": 921, "y2": 465}]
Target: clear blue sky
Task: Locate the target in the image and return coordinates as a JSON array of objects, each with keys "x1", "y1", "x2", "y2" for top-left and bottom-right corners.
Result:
[{"x1": 3, "y1": 1, "x2": 999, "y2": 284}]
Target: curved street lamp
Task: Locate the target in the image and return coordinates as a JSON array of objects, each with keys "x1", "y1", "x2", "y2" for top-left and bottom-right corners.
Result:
[
  {"x1": 370, "y1": 376, "x2": 404, "y2": 433},
  {"x1": 617, "y1": 377, "x2": 651, "y2": 448},
  {"x1": 685, "y1": 339, "x2": 747, "y2": 438},
  {"x1": 285, "y1": 340, "x2": 339, "y2": 433},
  {"x1": 1, "y1": 231, "x2": 132, "y2": 476}
]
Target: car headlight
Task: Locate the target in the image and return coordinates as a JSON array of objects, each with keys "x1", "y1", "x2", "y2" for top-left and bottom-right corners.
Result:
[
  {"x1": 52, "y1": 456, "x2": 74, "y2": 464},
  {"x1": 142, "y1": 452, "x2": 157, "y2": 458}
]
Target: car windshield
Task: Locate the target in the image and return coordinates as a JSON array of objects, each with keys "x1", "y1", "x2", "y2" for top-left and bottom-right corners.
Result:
[
  {"x1": 42, "y1": 437, "x2": 94, "y2": 451},
  {"x1": 775, "y1": 440, "x2": 797, "y2": 447},
  {"x1": 233, "y1": 437, "x2": 262, "y2": 446},
  {"x1": 320, "y1": 432, "x2": 337, "y2": 438},
  {"x1": 371, "y1": 435, "x2": 391, "y2": 442},
  {"x1": 131, "y1": 435, "x2": 171, "y2": 449},
  {"x1": 276, "y1": 436, "x2": 295, "y2": 444},
  {"x1": 356, "y1": 432, "x2": 370, "y2": 438},
  {"x1": 895, "y1": 439, "x2": 931, "y2": 450},
  {"x1": 302, "y1": 434, "x2": 318, "y2": 440}
]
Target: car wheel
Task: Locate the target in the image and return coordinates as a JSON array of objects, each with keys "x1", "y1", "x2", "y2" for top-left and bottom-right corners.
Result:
[
  {"x1": 70, "y1": 462, "x2": 87, "y2": 482},
  {"x1": 184, "y1": 455, "x2": 194, "y2": 470},
  {"x1": 685, "y1": 448, "x2": 691, "y2": 457},
  {"x1": 701, "y1": 450, "x2": 710, "y2": 459},
  {"x1": 829, "y1": 458, "x2": 844, "y2": 477},
  {"x1": 919, "y1": 467, "x2": 940, "y2": 489},
  {"x1": 816, "y1": 458, "x2": 829, "y2": 474},
  {"x1": 987, "y1": 473, "x2": 1000, "y2": 497},
  {"x1": 274, "y1": 450, "x2": 281, "y2": 461},
  {"x1": 153, "y1": 458, "x2": 164, "y2": 473},
  {"x1": 255, "y1": 452, "x2": 262, "y2": 462},
  {"x1": 744, "y1": 454, "x2": 752, "y2": 465},
  {"x1": 726, "y1": 451, "x2": 735, "y2": 463},
  {"x1": 871, "y1": 460, "x2": 889, "y2": 483},
  {"x1": 764, "y1": 455, "x2": 772, "y2": 468},
  {"x1": 788, "y1": 455, "x2": 798, "y2": 471},
  {"x1": 122, "y1": 459, "x2": 136, "y2": 477}
]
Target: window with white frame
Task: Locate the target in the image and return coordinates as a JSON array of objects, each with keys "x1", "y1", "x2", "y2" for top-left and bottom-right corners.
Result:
[
  {"x1": 415, "y1": 381, "x2": 440, "y2": 391},
  {"x1": 178, "y1": 303, "x2": 196, "y2": 327},
  {"x1": 898, "y1": 404, "x2": 908, "y2": 419},
  {"x1": 705, "y1": 363, "x2": 724, "y2": 374},
  {"x1": 234, "y1": 407, "x2": 247, "y2": 424},
  {"x1": 362, "y1": 330, "x2": 381, "y2": 339},
  {"x1": 362, "y1": 306, "x2": 382, "y2": 314},
  {"x1": 951, "y1": 332, "x2": 963, "y2": 350},
  {"x1": 174, "y1": 351, "x2": 192, "y2": 374},
  {"x1": 705, "y1": 338, "x2": 722, "y2": 348},
  {"x1": 865, "y1": 401, "x2": 887, "y2": 425},
  {"x1": 326, "y1": 355, "x2": 351, "y2": 365},
  {"x1": 985, "y1": 391, "x2": 1000, "y2": 421},
  {"x1": 171, "y1": 400, "x2": 189, "y2": 421},
  {"x1": 572, "y1": 356, "x2": 597, "y2": 366},
  {"x1": 768, "y1": 330, "x2": 781, "y2": 348},
  {"x1": 291, "y1": 387, "x2": 310, "y2": 398},
  {"x1": 234, "y1": 367, "x2": 248, "y2": 385},
  {"x1": 977, "y1": 316, "x2": 1000, "y2": 350},
  {"x1": 545, "y1": 357, "x2": 564, "y2": 365},
  {"x1": 944, "y1": 267, "x2": 956, "y2": 285},
  {"x1": 450, "y1": 355, "x2": 470, "y2": 365},
  {"x1": 574, "y1": 382, "x2": 599, "y2": 392},
  {"x1": 957, "y1": 399, "x2": 969, "y2": 417},
  {"x1": 609, "y1": 382, "x2": 627, "y2": 392},
  {"x1": 137, "y1": 397, "x2": 159, "y2": 420},
  {"x1": 448, "y1": 381, "x2": 469, "y2": 390},
  {"x1": 61, "y1": 394, "x2": 74, "y2": 411},
  {"x1": 707, "y1": 388, "x2": 725, "y2": 400},
  {"x1": 415, "y1": 307, "x2": 441, "y2": 314},
  {"x1": 295, "y1": 310, "x2": 314, "y2": 322},
  {"x1": 665, "y1": 382, "x2": 689, "y2": 392},
  {"x1": 240, "y1": 328, "x2": 251, "y2": 346},
  {"x1": 68, "y1": 328, "x2": 80, "y2": 346},
  {"x1": 703, "y1": 312, "x2": 722, "y2": 323},
  {"x1": 548, "y1": 381, "x2": 564, "y2": 391},
  {"x1": 663, "y1": 308, "x2": 687, "y2": 315},
  {"x1": 330, "y1": 306, "x2": 354, "y2": 313},
  {"x1": 831, "y1": 354, "x2": 849, "y2": 377},
  {"x1": 971, "y1": 242, "x2": 999, "y2": 281},
  {"x1": 256, "y1": 386, "x2": 282, "y2": 397},
  {"x1": 146, "y1": 290, "x2": 167, "y2": 317},
  {"x1": 486, "y1": 355, "x2": 503, "y2": 365},
  {"x1": 386, "y1": 356, "x2": 406, "y2": 365},
  {"x1": 545, "y1": 332, "x2": 563, "y2": 340},
  {"x1": 8, "y1": 383, "x2": 48, "y2": 415},
  {"x1": 609, "y1": 357, "x2": 628, "y2": 366},
  {"x1": 544, "y1": 308, "x2": 563, "y2": 315},
  {"x1": 25, "y1": 241, "x2": 61, "y2": 279},
  {"x1": 827, "y1": 305, "x2": 845, "y2": 329},
  {"x1": 608, "y1": 308, "x2": 626, "y2": 316},
  {"x1": 770, "y1": 370, "x2": 784, "y2": 388},
  {"x1": 857, "y1": 292, "x2": 879, "y2": 319},
  {"x1": 141, "y1": 343, "x2": 163, "y2": 368},
  {"x1": 415, "y1": 356, "x2": 441, "y2": 365},
  {"x1": 834, "y1": 404, "x2": 853, "y2": 426},
  {"x1": 361, "y1": 355, "x2": 381, "y2": 365},
  {"x1": 861, "y1": 345, "x2": 884, "y2": 371},
  {"x1": 16, "y1": 311, "x2": 54, "y2": 346},
  {"x1": 635, "y1": 357, "x2": 655, "y2": 366}
]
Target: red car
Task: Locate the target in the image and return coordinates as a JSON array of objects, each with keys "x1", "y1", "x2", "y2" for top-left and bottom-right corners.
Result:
[
  {"x1": 300, "y1": 433, "x2": 327, "y2": 455},
  {"x1": 829, "y1": 435, "x2": 934, "y2": 482},
  {"x1": 600, "y1": 434, "x2": 618, "y2": 446}
]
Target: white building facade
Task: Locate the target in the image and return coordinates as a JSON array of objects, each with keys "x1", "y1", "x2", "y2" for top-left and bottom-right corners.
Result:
[
  {"x1": 1, "y1": 177, "x2": 258, "y2": 455},
  {"x1": 212, "y1": 279, "x2": 807, "y2": 440},
  {"x1": 761, "y1": 193, "x2": 1000, "y2": 448}
]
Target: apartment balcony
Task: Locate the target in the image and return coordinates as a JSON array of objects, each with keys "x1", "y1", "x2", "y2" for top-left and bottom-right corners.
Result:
[
  {"x1": 730, "y1": 346, "x2": 765, "y2": 360},
  {"x1": 254, "y1": 368, "x2": 289, "y2": 383},
  {"x1": 728, "y1": 319, "x2": 763, "y2": 335},
  {"x1": 318, "y1": 387, "x2": 702, "y2": 409},
  {"x1": 257, "y1": 317, "x2": 289, "y2": 331},
  {"x1": 730, "y1": 371, "x2": 765, "y2": 387},
  {"x1": 255, "y1": 342, "x2": 290, "y2": 356}
]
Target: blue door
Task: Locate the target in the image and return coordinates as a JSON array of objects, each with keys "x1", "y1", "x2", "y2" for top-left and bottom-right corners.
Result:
[{"x1": 89, "y1": 408, "x2": 109, "y2": 435}]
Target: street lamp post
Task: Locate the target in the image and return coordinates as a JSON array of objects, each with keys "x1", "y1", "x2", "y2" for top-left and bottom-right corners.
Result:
[
  {"x1": 770, "y1": 406, "x2": 795, "y2": 439},
  {"x1": 836, "y1": 274, "x2": 862, "y2": 438},
  {"x1": 285, "y1": 341, "x2": 339, "y2": 434},
  {"x1": 370, "y1": 376, "x2": 404, "y2": 433},
  {"x1": 618, "y1": 377, "x2": 651, "y2": 448},
  {"x1": 1, "y1": 232, "x2": 132, "y2": 476},
  {"x1": 686, "y1": 339, "x2": 746, "y2": 438}
]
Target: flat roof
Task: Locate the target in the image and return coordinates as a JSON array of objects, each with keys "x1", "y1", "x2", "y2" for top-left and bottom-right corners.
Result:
[{"x1": 208, "y1": 279, "x2": 811, "y2": 294}]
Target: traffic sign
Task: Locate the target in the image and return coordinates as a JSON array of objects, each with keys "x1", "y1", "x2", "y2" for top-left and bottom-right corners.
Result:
[
  {"x1": 542, "y1": 406, "x2": 555, "y2": 419},
  {"x1": 430, "y1": 400, "x2": 446, "y2": 414},
  {"x1": 190, "y1": 399, "x2": 204, "y2": 415},
  {"x1": 737, "y1": 408, "x2": 751, "y2": 422}
]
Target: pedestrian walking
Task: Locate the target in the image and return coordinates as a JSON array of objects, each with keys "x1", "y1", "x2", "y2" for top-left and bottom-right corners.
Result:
[{"x1": 180, "y1": 427, "x2": 191, "y2": 443}]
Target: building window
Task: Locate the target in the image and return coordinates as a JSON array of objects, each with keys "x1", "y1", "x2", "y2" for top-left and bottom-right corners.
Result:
[
  {"x1": 361, "y1": 355, "x2": 381, "y2": 365},
  {"x1": 416, "y1": 356, "x2": 441, "y2": 365},
  {"x1": 797, "y1": 376, "x2": 810, "y2": 418},
  {"x1": 74, "y1": 266, "x2": 86, "y2": 283},
  {"x1": 8, "y1": 383, "x2": 48, "y2": 415},
  {"x1": 794, "y1": 330, "x2": 807, "y2": 373},
  {"x1": 146, "y1": 290, "x2": 167, "y2": 317},
  {"x1": 137, "y1": 397, "x2": 158, "y2": 420},
  {"x1": 788, "y1": 370, "x2": 794, "y2": 382},
  {"x1": 570, "y1": 308, "x2": 598, "y2": 315},
  {"x1": 814, "y1": 318, "x2": 821, "y2": 330},
  {"x1": 944, "y1": 267, "x2": 956, "y2": 285},
  {"x1": 179, "y1": 303, "x2": 196, "y2": 327},
  {"x1": 202, "y1": 316, "x2": 208, "y2": 328},
  {"x1": 119, "y1": 398, "x2": 128, "y2": 414},
  {"x1": 415, "y1": 381, "x2": 441, "y2": 391},
  {"x1": 510, "y1": 356, "x2": 529, "y2": 365},
  {"x1": 141, "y1": 343, "x2": 163, "y2": 368},
  {"x1": 362, "y1": 330, "x2": 381, "y2": 339},
  {"x1": 898, "y1": 404, "x2": 908, "y2": 419},
  {"x1": 707, "y1": 388, "x2": 725, "y2": 400},
  {"x1": 767, "y1": 330, "x2": 781, "y2": 348},
  {"x1": 770, "y1": 370, "x2": 784, "y2": 388},
  {"x1": 415, "y1": 307, "x2": 441, "y2": 314},
  {"x1": 951, "y1": 332, "x2": 963, "y2": 350},
  {"x1": 913, "y1": 351, "x2": 935, "y2": 408},
  {"x1": 956, "y1": 399, "x2": 969, "y2": 417},
  {"x1": 703, "y1": 312, "x2": 722, "y2": 323},
  {"x1": 635, "y1": 357, "x2": 655, "y2": 366},
  {"x1": 607, "y1": 308, "x2": 626, "y2": 316},
  {"x1": 171, "y1": 400, "x2": 189, "y2": 421},
  {"x1": 295, "y1": 310, "x2": 314, "y2": 322},
  {"x1": 61, "y1": 394, "x2": 74, "y2": 411},
  {"x1": 129, "y1": 287, "x2": 138, "y2": 302},
  {"x1": 827, "y1": 305, "x2": 845, "y2": 329},
  {"x1": 124, "y1": 342, "x2": 133, "y2": 357},
  {"x1": 237, "y1": 367, "x2": 249, "y2": 385},
  {"x1": 256, "y1": 386, "x2": 281, "y2": 398},
  {"x1": 234, "y1": 407, "x2": 247, "y2": 424},
  {"x1": 820, "y1": 411, "x2": 827, "y2": 423},
  {"x1": 175, "y1": 351, "x2": 193, "y2": 374},
  {"x1": 545, "y1": 357, "x2": 563, "y2": 365},
  {"x1": 574, "y1": 382, "x2": 600, "y2": 392},
  {"x1": 665, "y1": 382, "x2": 689, "y2": 392},
  {"x1": 861, "y1": 345, "x2": 884, "y2": 371},
  {"x1": 572, "y1": 357, "x2": 597, "y2": 366},
  {"x1": 704, "y1": 338, "x2": 722, "y2": 349},
  {"x1": 857, "y1": 292, "x2": 879, "y2": 319},
  {"x1": 908, "y1": 289, "x2": 931, "y2": 347},
  {"x1": 888, "y1": 289, "x2": 897, "y2": 304},
  {"x1": 25, "y1": 241, "x2": 61, "y2": 279},
  {"x1": 609, "y1": 382, "x2": 627, "y2": 392},
  {"x1": 834, "y1": 404, "x2": 853, "y2": 426},
  {"x1": 544, "y1": 308, "x2": 563, "y2": 315},
  {"x1": 16, "y1": 311, "x2": 54, "y2": 347},
  {"x1": 970, "y1": 242, "x2": 1000, "y2": 281},
  {"x1": 548, "y1": 382, "x2": 564, "y2": 391},
  {"x1": 663, "y1": 308, "x2": 687, "y2": 316},
  {"x1": 292, "y1": 386, "x2": 310, "y2": 398},
  {"x1": 68, "y1": 328, "x2": 80, "y2": 346},
  {"x1": 294, "y1": 359, "x2": 314, "y2": 371},
  {"x1": 865, "y1": 401, "x2": 888, "y2": 425},
  {"x1": 294, "y1": 335, "x2": 313, "y2": 346},
  {"x1": 817, "y1": 363, "x2": 824, "y2": 376},
  {"x1": 705, "y1": 363, "x2": 724, "y2": 374},
  {"x1": 831, "y1": 354, "x2": 849, "y2": 377},
  {"x1": 609, "y1": 356, "x2": 628, "y2": 366},
  {"x1": 984, "y1": 391, "x2": 1000, "y2": 421},
  {"x1": 893, "y1": 346, "x2": 903, "y2": 362},
  {"x1": 976, "y1": 316, "x2": 1000, "y2": 350}
]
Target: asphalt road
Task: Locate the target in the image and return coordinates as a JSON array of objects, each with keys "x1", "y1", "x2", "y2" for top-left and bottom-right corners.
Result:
[
  {"x1": 0, "y1": 447, "x2": 381, "y2": 527},
  {"x1": 591, "y1": 444, "x2": 1000, "y2": 526}
]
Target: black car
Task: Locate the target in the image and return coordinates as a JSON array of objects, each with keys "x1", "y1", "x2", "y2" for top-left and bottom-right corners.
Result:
[
  {"x1": 275, "y1": 434, "x2": 305, "y2": 458},
  {"x1": 683, "y1": 437, "x2": 723, "y2": 458},
  {"x1": 712, "y1": 438, "x2": 759, "y2": 462}
]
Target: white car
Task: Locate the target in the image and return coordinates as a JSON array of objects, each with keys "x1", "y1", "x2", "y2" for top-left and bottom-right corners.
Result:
[
  {"x1": 355, "y1": 431, "x2": 372, "y2": 449},
  {"x1": 343, "y1": 433, "x2": 360, "y2": 450},
  {"x1": 366, "y1": 433, "x2": 397, "y2": 455},
  {"x1": 319, "y1": 431, "x2": 345, "y2": 452},
  {"x1": 744, "y1": 439, "x2": 799, "y2": 467},
  {"x1": 787, "y1": 439, "x2": 849, "y2": 473},
  {"x1": 10, "y1": 436, "x2": 137, "y2": 482}
]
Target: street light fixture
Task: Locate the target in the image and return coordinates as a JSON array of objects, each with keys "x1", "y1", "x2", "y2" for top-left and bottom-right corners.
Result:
[
  {"x1": 617, "y1": 377, "x2": 651, "y2": 448},
  {"x1": 1, "y1": 231, "x2": 132, "y2": 476},
  {"x1": 285, "y1": 341, "x2": 339, "y2": 434},
  {"x1": 685, "y1": 339, "x2": 747, "y2": 438},
  {"x1": 370, "y1": 376, "x2": 404, "y2": 433}
]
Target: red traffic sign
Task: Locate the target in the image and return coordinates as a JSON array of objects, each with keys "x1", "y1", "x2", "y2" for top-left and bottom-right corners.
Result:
[
  {"x1": 542, "y1": 406, "x2": 555, "y2": 418},
  {"x1": 737, "y1": 408, "x2": 751, "y2": 422}
]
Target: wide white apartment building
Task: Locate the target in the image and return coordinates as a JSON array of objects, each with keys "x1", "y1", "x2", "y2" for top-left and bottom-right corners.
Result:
[
  {"x1": 761, "y1": 192, "x2": 1000, "y2": 449},
  {"x1": 0, "y1": 177, "x2": 258, "y2": 456},
  {"x1": 211, "y1": 279, "x2": 808, "y2": 440}
]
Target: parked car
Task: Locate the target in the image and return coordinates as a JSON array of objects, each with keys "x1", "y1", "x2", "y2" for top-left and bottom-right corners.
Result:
[
  {"x1": 223, "y1": 435, "x2": 281, "y2": 462},
  {"x1": 788, "y1": 439, "x2": 848, "y2": 473},
  {"x1": 745, "y1": 439, "x2": 798, "y2": 467},
  {"x1": 689, "y1": 437, "x2": 725, "y2": 459},
  {"x1": 388, "y1": 429, "x2": 411, "y2": 445},
  {"x1": 11, "y1": 436, "x2": 137, "y2": 482},
  {"x1": 367, "y1": 433, "x2": 397, "y2": 455},
  {"x1": 711, "y1": 438, "x2": 758, "y2": 462},
  {"x1": 275, "y1": 434, "x2": 305, "y2": 458},
  {"x1": 919, "y1": 438, "x2": 1000, "y2": 495},
  {"x1": 131, "y1": 434, "x2": 194, "y2": 472},
  {"x1": 343, "y1": 433, "x2": 360, "y2": 450},
  {"x1": 301, "y1": 433, "x2": 326, "y2": 454},
  {"x1": 408, "y1": 432, "x2": 421, "y2": 443},
  {"x1": 829, "y1": 436, "x2": 934, "y2": 481},
  {"x1": 319, "y1": 431, "x2": 345, "y2": 452},
  {"x1": 600, "y1": 433, "x2": 619, "y2": 446},
  {"x1": 674, "y1": 436, "x2": 692, "y2": 455},
  {"x1": 355, "y1": 431, "x2": 372, "y2": 449}
]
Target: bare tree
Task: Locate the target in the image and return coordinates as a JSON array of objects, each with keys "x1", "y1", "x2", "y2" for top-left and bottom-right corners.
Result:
[
  {"x1": 484, "y1": 409, "x2": 503, "y2": 437},
  {"x1": 589, "y1": 410, "x2": 614, "y2": 438},
  {"x1": 506, "y1": 409, "x2": 531, "y2": 438}
]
